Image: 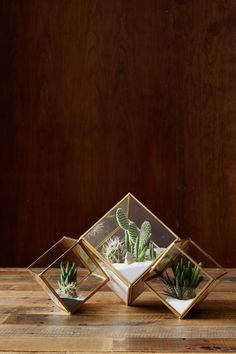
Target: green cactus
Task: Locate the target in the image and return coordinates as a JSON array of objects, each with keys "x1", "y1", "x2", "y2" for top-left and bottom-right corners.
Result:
[
  {"x1": 58, "y1": 261, "x2": 77, "y2": 297},
  {"x1": 116, "y1": 208, "x2": 129, "y2": 230},
  {"x1": 139, "y1": 221, "x2": 152, "y2": 251},
  {"x1": 149, "y1": 243, "x2": 156, "y2": 261},
  {"x1": 128, "y1": 221, "x2": 139, "y2": 244},
  {"x1": 161, "y1": 256, "x2": 203, "y2": 300},
  {"x1": 116, "y1": 208, "x2": 156, "y2": 263}
]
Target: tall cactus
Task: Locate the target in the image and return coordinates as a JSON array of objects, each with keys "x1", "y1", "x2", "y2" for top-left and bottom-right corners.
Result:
[{"x1": 116, "y1": 208, "x2": 156, "y2": 263}]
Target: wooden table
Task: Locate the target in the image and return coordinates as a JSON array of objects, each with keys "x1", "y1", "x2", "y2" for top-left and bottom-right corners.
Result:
[{"x1": 0, "y1": 268, "x2": 236, "y2": 353}]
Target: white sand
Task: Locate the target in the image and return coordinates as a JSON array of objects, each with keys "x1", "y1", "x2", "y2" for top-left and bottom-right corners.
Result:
[
  {"x1": 102, "y1": 247, "x2": 166, "y2": 283},
  {"x1": 166, "y1": 296, "x2": 195, "y2": 316},
  {"x1": 113, "y1": 260, "x2": 152, "y2": 283}
]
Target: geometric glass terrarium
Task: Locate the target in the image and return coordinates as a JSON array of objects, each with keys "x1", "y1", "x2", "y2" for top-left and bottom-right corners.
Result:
[
  {"x1": 144, "y1": 238, "x2": 227, "y2": 318},
  {"x1": 28, "y1": 236, "x2": 108, "y2": 313},
  {"x1": 80, "y1": 193, "x2": 180, "y2": 305}
]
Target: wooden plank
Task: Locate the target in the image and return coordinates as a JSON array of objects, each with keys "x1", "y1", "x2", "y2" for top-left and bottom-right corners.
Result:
[{"x1": 0, "y1": 268, "x2": 236, "y2": 353}]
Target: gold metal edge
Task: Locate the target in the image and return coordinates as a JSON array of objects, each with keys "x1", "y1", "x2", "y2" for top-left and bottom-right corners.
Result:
[
  {"x1": 39, "y1": 273, "x2": 71, "y2": 313},
  {"x1": 179, "y1": 279, "x2": 214, "y2": 319},
  {"x1": 95, "y1": 225, "x2": 120, "y2": 251},
  {"x1": 144, "y1": 281, "x2": 181, "y2": 318},
  {"x1": 174, "y1": 243, "x2": 214, "y2": 282},
  {"x1": 184, "y1": 238, "x2": 227, "y2": 278},
  {"x1": 79, "y1": 240, "x2": 109, "y2": 282},
  {"x1": 128, "y1": 193, "x2": 180, "y2": 241},
  {"x1": 28, "y1": 235, "x2": 75, "y2": 271},
  {"x1": 80, "y1": 193, "x2": 130, "y2": 243},
  {"x1": 39, "y1": 243, "x2": 92, "y2": 277}
]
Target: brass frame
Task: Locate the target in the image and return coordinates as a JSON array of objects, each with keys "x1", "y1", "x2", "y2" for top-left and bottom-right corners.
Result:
[
  {"x1": 79, "y1": 193, "x2": 180, "y2": 305},
  {"x1": 143, "y1": 238, "x2": 227, "y2": 319},
  {"x1": 28, "y1": 236, "x2": 109, "y2": 314}
]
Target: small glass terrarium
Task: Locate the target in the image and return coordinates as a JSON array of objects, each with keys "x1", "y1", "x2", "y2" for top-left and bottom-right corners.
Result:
[
  {"x1": 80, "y1": 193, "x2": 180, "y2": 304},
  {"x1": 28, "y1": 236, "x2": 108, "y2": 313},
  {"x1": 143, "y1": 238, "x2": 227, "y2": 318}
]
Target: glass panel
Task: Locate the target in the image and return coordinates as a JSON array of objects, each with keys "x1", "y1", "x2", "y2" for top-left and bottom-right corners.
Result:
[
  {"x1": 130, "y1": 280, "x2": 146, "y2": 304},
  {"x1": 28, "y1": 237, "x2": 77, "y2": 275},
  {"x1": 83, "y1": 197, "x2": 129, "y2": 248},
  {"x1": 175, "y1": 239, "x2": 226, "y2": 280},
  {"x1": 145, "y1": 244, "x2": 212, "y2": 317},
  {"x1": 41, "y1": 244, "x2": 107, "y2": 313},
  {"x1": 29, "y1": 237, "x2": 108, "y2": 313},
  {"x1": 88, "y1": 250, "x2": 130, "y2": 304}
]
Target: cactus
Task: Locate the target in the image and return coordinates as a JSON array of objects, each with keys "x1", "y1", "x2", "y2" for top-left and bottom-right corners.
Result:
[
  {"x1": 116, "y1": 208, "x2": 156, "y2": 263},
  {"x1": 102, "y1": 237, "x2": 126, "y2": 264},
  {"x1": 139, "y1": 221, "x2": 152, "y2": 250},
  {"x1": 161, "y1": 256, "x2": 203, "y2": 300},
  {"x1": 149, "y1": 243, "x2": 156, "y2": 261},
  {"x1": 116, "y1": 208, "x2": 129, "y2": 230},
  {"x1": 58, "y1": 261, "x2": 77, "y2": 297}
]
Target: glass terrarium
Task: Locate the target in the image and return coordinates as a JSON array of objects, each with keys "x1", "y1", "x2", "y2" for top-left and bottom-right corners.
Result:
[
  {"x1": 28, "y1": 236, "x2": 108, "y2": 313},
  {"x1": 80, "y1": 193, "x2": 180, "y2": 304},
  {"x1": 143, "y1": 238, "x2": 227, "y2": 318}
]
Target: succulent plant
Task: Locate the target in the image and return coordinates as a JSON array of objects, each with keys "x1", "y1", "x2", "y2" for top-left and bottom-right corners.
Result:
[
  {"x1": 116, "y1": 207, "x2": 155, "y2": 263},
  {"x1": 161, "y1": 256, "x2": 203, "y2": 300},
  {"x1": 58, "y1": 261, "x2": 77, "y2": 297},
  {"x1": 102, "y1": 236, "x2": 126, "y2": 264}
]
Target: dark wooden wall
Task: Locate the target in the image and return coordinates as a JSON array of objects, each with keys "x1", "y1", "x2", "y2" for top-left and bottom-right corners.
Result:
[{"x1": 0, "y1": 0, "x2": 236, "y2": 267}]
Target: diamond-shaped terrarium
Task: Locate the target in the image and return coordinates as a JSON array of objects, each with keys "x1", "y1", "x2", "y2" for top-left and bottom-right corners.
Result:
[
  {"x1": 28, "y1": 236, "x2": 108, "y2": 313},
  {"x1": 143, "y1": 238, "x2": 227, "y2": 318},
  {"x1": 79, "y1": 193, "x2": 180, "y2": 304}
]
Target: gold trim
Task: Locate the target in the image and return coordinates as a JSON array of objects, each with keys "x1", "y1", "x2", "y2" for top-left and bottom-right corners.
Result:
[
  {"x1": 39, "y1": 245, "x2": 88, "y2": 277},
  {"x1": 128, "y1": 193, "x2": 180, "y2": 241},
  {"x1": 80, "y1": 192, "x2": 181, "y2": 290},
  {"x1": 28, "y1": 236, "x2": 76, "y2": 271},
  {"x1": 39, "y1": 273, "x2": 71, "y2": 313},
  {"x1": 180, "y1": 279, "x2": 214, "y2": 319},
  {"x1": 143, "y1": 237, "x2": 226, "y2": 318},
  {"x1": 81, "y1": 193, "x2": 130, "y2": 243},
  {"x1": 175, "y1": 238, "x2": 227, "y2": 279},
  {"x1": 79, "y1": 241, "x2": 109, "y2": 281},
  {"x1": 95, "y1": 225, "x2": 120, "y2": 251}
]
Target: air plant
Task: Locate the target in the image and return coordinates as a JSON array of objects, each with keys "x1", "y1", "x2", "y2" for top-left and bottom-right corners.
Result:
[{"x1": 161, "y1": 256, "x2": 203, "y2": 300}]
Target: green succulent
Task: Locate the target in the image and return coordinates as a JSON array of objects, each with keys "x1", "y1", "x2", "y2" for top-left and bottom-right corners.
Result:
[
  {"x1": 116, "y1": 207, "x2": 156, "y2": 262},
  {"x1": 58, "y1": 261, "x2": 77, "y2": 297},
  {"x1": 161, "y1": 256, "x2": 203, "y2": 300}
]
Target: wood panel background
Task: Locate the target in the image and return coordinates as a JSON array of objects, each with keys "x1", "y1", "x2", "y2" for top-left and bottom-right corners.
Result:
[{"x1": 0, "y1": 0, "x2": 236, "y2": 267}]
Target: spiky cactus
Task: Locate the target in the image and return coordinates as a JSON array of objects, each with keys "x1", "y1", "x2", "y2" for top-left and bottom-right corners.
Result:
[
  {"x1": 58, "y1": 261, "x2": 77, "y2": 297},
  {"x1": 161, "y1": 256, "x2": 203, "y2": 300},
  {"x1": 116, "y1": 208, "x2": 156, "y2": 263},
  {"x1": 102, "y1": 237, "x2": 126, "y2": 264}
]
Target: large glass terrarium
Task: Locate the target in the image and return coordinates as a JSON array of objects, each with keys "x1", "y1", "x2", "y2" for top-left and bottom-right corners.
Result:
[
  {"x1": 143, "y1": 238, "x2": 227, "y2": 318},
  {"x1": 80, "y1": 193, "x2": 180, "y2": 304},
  {"x1": 28, "y1": 236, "x2": 108, "y2": 313}
]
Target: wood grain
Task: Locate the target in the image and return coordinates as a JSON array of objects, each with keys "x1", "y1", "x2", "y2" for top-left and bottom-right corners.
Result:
[
  {"x1": 0, "y1": 1, "x2": 236, "y2": 266},
  {"x1": 0, "y1": 268, "x2": 236, "y2": 353}
]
